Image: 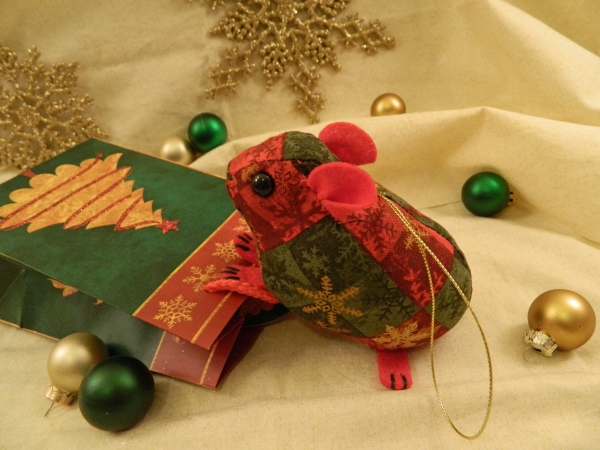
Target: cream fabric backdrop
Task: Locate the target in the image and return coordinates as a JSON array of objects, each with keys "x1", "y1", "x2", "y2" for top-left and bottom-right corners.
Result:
[{"x1": 1, "y1": 1, "x2": 600, "y2": 449}]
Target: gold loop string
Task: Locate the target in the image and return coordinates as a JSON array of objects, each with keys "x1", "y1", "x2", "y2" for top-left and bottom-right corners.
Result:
[{"x1": 381, "y1": 194, "x2": 493, "y2": 440}]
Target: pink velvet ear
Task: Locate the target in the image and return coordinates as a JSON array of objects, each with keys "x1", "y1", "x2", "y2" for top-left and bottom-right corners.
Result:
[
  {"x1": 307, "y1": 162, "x2": 378, "y2": 222},
  {"x1": 318, "y1": 122, "x2": 377, "y2": 165}
]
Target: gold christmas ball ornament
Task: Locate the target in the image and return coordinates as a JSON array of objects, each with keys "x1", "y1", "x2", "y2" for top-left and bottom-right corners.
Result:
[
  {"x1": 525, "y1": 289, "x2": 596, "y2": 356},
  {"x1": 159, "y1": 136, "x2": 195, "y2": 165},
  {"x1": 370, "y1": 93, "x2": 406, "y2": 116},
  {"x1": 45, "y1": 333, "x2": 109, "y2": 405}
]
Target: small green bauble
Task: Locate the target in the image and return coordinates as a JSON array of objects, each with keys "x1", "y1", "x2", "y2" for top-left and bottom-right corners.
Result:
[
  {"x1": 188, "y1": 112, "x2": 227, "y2": 153},
  {"x1": 79, "y1": 356, "x2": 155, "y2": 432},
  {"x1": 461, "y1": 172, "x2": 510, "y2": 217}
]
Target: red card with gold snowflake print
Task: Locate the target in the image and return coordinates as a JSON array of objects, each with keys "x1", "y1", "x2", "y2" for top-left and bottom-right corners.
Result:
[
  {"x1": 133, "y1": 211, "x2": 253, "y2": 349},
  {"x1": 0, "y1": 139, "x2": 248, "y2": 352}
]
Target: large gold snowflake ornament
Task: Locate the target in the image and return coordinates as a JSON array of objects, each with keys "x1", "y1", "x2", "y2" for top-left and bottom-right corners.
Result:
[
  {"x1": 189, "y1": 0, "x2": 395, "y2": 123},
  {"x1": 0, "y1": 46, "x2": 105, "y2": 171}
]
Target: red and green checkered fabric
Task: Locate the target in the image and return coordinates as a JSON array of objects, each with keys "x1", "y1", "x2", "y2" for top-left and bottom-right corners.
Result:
[{"x1": 227, "y1": 130, "x2": 472, "y2": 350}]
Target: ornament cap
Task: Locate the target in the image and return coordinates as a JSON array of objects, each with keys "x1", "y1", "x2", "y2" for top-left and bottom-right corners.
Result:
[
  {"x1": 45, "y1": 384, "x2": 74, "y2": 405},
  {"x1": 524, "y1": 329, "x2": 557, "y2": 357}
]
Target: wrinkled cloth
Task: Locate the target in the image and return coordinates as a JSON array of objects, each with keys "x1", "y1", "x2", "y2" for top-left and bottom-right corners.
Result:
[{"x1": 1, "y1": 1, "x2": 599, "y2": 449}]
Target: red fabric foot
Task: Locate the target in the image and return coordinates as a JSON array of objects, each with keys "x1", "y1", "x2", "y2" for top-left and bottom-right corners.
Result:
[
  {"x1": 377, "y1": 349, "x2": 412, "y2": 390},
  {"x1": 234, "y1": 233, "x2": 259, "y2": 265},
  {"x1": 205, "y1": 265, "x2": 280, "y2": 304}
]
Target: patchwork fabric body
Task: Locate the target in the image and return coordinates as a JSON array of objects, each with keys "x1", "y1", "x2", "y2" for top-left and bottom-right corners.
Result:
[{"x1": 223, "y1": 127, "x2": 472, "y2": 351}]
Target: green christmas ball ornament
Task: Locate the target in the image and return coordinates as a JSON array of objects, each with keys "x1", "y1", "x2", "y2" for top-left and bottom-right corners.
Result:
[
  {"x1": 79, "y1": 356, "x2": 155, "y2": 432},
  {"x1": 188, "y1": 112, "x2": 227, "y2": 153},
  {"x1": 461, "y1": 171, "x2": 511, "y2": 217}
]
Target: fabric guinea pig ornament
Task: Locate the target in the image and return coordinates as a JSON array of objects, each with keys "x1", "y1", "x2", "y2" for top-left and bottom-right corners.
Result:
[{"x1": 206, "y1": 122, "x2": 485, "y2": 395}]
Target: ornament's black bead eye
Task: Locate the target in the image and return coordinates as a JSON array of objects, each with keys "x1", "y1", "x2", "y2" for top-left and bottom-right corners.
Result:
[{"x1": 251, "y1": 172, "x2": 274, "y2": 197}]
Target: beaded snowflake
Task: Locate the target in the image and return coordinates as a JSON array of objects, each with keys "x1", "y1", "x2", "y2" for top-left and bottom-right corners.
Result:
[
  {"x1": 0, "y1": 46, "x2": 105, "y2": 171},
  {"x1": 189, "y1": 0, "x2": 395, "y2": 123}
]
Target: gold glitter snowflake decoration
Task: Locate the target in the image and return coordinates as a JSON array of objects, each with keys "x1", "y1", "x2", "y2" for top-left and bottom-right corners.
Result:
[
  {"x1": 189, "y1": 0, "x2": 395, "y2": 122},
  {"x1": 0, "y1": 46, "x2": 105, "y2": 171}
]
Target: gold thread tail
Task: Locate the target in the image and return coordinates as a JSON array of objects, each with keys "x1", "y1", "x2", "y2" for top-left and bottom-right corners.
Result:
[{"x1": 381, "y1": 194, "x2": 493, "y2": 440}]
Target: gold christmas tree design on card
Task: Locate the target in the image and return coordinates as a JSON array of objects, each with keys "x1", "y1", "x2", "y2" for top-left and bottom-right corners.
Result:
[
  {"x1": 49, "y1": 279, "x2": 79, "y2": 297},
  {"x1": 0, "y1": 153, "x2": 175, "y2": 233}
]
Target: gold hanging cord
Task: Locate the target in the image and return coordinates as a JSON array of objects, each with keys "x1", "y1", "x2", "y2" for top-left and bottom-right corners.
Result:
[{"x1": 381, "y1": 194, "x2": 493, "y2": 440}]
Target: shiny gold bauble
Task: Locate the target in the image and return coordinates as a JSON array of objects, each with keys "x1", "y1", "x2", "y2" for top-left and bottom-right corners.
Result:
[
  {"x1": 527, "y1": 289, "x2": 596, "y2": 351},
  {"x1": 370, "y1": 93, "x2": 406, "y2": 116},
  {"x1": 159, "y1": 136, "x2": 195, "y2": 165},
  {"x1": 46, "y1": 333, "x2": 109, "y2": 405}
]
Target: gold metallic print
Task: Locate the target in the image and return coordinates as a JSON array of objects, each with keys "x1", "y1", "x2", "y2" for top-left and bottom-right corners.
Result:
[{"x1": 0, "y1": 154, "x2": 165, "y2": 232}]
